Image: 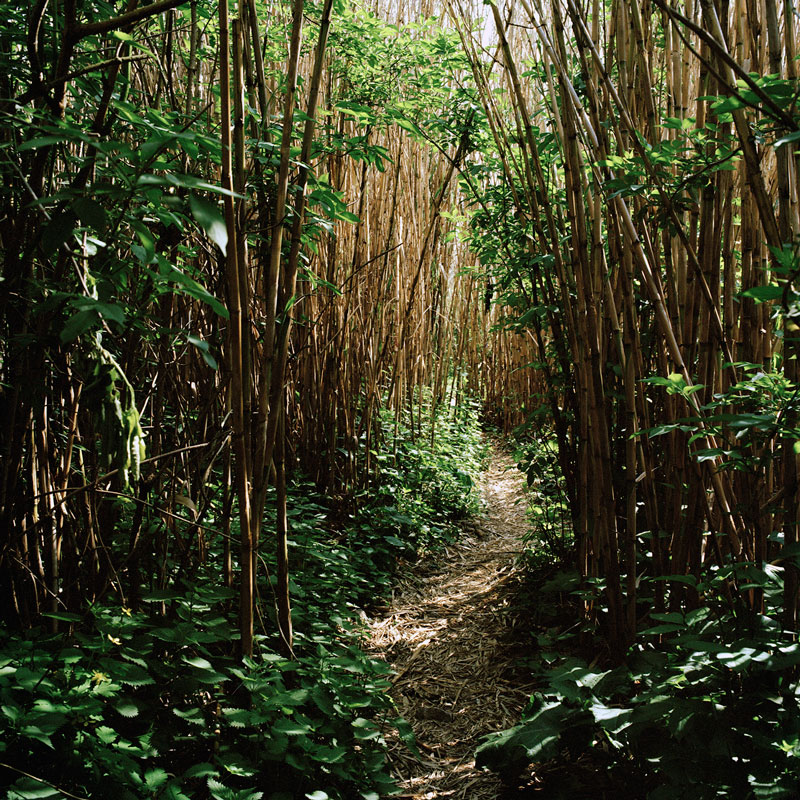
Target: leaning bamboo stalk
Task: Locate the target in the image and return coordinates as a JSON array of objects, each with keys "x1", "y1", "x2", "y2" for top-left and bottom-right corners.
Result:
[{"x1": 219, "y1": 0, "x2": 253, "y2": 658}]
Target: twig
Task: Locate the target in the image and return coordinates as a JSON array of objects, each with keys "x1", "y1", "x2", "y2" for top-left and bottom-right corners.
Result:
[
  {"x1": 0, "y1": 761, "x2": 90, "y2": 800},
  {"x1": 17, "y1": 55, "x2": 148, "y2": 103}
]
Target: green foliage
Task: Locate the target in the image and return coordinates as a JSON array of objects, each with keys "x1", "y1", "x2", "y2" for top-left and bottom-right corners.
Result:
[
  {"x1": 0, "y1": 588, "x2": 395, "y2": 800},
  {"x1": 513, "y1": 434, "x2": 572, "y2": 570},
  {"x1": 640, "y1": 361, "x2": 799, "y2": 474},
  {"x1": 475, "y1": 555, "x2": 800, "y2": 798},
  {"x1": 0, "y1": 390, "x2": 487, "y2": 799},
  {"x1": 369, "y1": 394, "x2": 487, "y2": 557}
]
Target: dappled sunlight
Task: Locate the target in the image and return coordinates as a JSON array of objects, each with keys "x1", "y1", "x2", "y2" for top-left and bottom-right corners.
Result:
[{"x1": 368, "y1": 444, "x2": 535, "y2": 799}]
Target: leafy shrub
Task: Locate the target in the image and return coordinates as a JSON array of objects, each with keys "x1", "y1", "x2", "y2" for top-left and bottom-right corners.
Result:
[
  {"x1": 0, "y1": 591, "x2": 395, "y2": 800},
  {"x1": 370, "y1": 393, "x2": 487, "y2": 554},
  {"x1": 475, "y1": 560, "x2": 800, "y2": 799},
  {"x1": 0, "y1": 392, "x2": 487, "y2": 799},
  {"x1": 513, "y1": 434, "x2": 572, "y2": 571}
]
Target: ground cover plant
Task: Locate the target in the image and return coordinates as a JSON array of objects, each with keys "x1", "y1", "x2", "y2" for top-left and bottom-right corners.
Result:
[
  {"x1": 0, "y1": 397, "x2": 486, "y2": 799},
  {"x1": 476, "y1": 555, "x2": 800, "y2": 799},
  {"x1": 6, "y1": 0, "x2": 800, "y2": 796},
  {"x1": 475, "y1": 432, "x2": 800, "y2": 799}
]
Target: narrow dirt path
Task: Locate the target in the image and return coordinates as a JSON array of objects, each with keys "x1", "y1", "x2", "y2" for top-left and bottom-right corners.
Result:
[{"x1": 368, "y1": 445, "x2": 535, "y2": 799}]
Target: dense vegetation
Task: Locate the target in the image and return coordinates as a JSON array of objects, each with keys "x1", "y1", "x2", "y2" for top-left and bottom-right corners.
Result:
[
  {"x1": 463, "y1": 0, "x2": 800, "y2": 795},
  {"x1": 0, "y1": 394, "x2": 487, "y2": 799},
  {"x1": 4, "y1": 0, "x2": 800, "y2": 796}
]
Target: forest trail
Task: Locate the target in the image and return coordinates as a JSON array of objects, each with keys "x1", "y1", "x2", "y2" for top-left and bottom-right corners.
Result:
[{"x1": 367, "y1": 445, "x2": 534, "y2": 799}]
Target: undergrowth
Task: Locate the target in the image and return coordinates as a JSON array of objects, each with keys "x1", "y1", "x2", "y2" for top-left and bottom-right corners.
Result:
[
  {"x1": 476, "y1": 436, "x2": 800, "y2": 800},
  {"x1": 0, "y1": 397, "x2": 486, "y2": 800}
]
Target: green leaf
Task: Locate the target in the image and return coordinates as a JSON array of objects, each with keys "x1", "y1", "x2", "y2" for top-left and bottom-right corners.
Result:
[
  {"x1": 41, "y1": 211, "x2": 77, "y2": 256},
  {"x1": 115, "y1": 700, "x2": 139, "y2": 717},
  {"x1": 272, "y1": 716, "x2": 312, "y2": 735},
  {"x1": 305, "y1": 792, "x2": 329, "y2": 800},
  {"x1": 475, "y1": 703, "x2": 590, "y2": 772},
  {"x1": 129, "y1": 221, "x2": 156, "y2": 264},
  {"x1": 96, "y1": 725, "x2": 118, "y2": 744},
  {"x1": 7, "y1": 777, "x2": 62, "y2": 799},
  {"x1": 221, "y1": 707, "x2": 252, "y2": 728},
  {"x1": 190, "y1": 194, "x2": 228, "y2": 256},
  {"x1": 141, "y1": 588, "x2": 183, "y2": 601},
  {"x1": 145, "y1": 768, "x2": 169, "y2": 790},
  {"x1": 72, "y1": 197, "x2": 108, "y2": 231},
  {"x1": 774, "y1": 129, "x2": 800, "y2": 148},
  {"x1": 741, "y1": 285, "x2": 784, "y2": 302},
  {"x1": 18, "y1": 135, "x2": 71, "y2": 151},
  {"x1": 184, "y1": 762, "x2": 218, "y2": 779},
  {"x1": 111, "y1": 661, "x2": 155, "y2": 687},
  {"x1": 187, "y1": 334, "x2": 218, "y2": 368},
  {"x1": 174, "y1": 707, "x2": 206, "y2": 726},
  {"x1": 19, "y1": 725, "x2": 53, "y2": 748},
  {"x1": 40, "y1": 611, "x2": 82, "y2": 622},
  {"x1": 218, "y1": 753, "x2": 256, "y2": 777},
  {"x1": 157, "y1": 257, "x2": 229, "y2": 318},
  {"x1": 352, "y1": 717, "x2": 380, "y2": 740},
  {"x1": 93, "y1": 301, "x2": 126, "y2": 326},
  {"x1": 183, "y1": 655, "x2": 214, "y2": 670}
]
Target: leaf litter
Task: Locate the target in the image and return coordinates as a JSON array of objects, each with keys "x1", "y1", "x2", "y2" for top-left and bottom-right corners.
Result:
[{"x1": 367, "y1": 445, "x2": 535, "y2": 799}]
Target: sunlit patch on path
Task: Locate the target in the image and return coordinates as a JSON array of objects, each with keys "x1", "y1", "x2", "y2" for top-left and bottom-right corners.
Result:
[{"x1": 367, "y1": 444, "x2": 535, "y2": 799}]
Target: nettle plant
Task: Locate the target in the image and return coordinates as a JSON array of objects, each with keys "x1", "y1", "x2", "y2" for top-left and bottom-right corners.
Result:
[
  {"x1": 476, "y1": 557, "x2": 800, "y2": 799},
  {"x1": 0, "y1": 585, "x2": 398, "y2": 800}
]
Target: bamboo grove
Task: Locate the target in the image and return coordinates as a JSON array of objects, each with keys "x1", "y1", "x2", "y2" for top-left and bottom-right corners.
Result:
[
  {"x1": 0, "y1": 0, "x2": 541, "y2": 663},
  {"x1": 449, "y1": 0, "x2": 800, "y2": 656},
  {"x1": 4, "y1": 0, "x2": 800, "y2": 773}
]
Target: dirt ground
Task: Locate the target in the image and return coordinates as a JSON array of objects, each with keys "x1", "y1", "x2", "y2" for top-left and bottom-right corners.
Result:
[{"x1": 367, "y1": 445, "x2": 536, "y2": 799}]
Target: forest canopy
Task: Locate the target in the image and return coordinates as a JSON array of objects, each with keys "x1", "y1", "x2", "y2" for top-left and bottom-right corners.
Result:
[{"x1": 2, "y1": 0, "x2": 800, "y2": 796}]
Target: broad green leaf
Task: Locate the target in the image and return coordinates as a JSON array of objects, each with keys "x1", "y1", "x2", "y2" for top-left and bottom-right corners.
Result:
[
  {"x1": 157, "y1": 257, "x2": 229, "y2": 318},
  {"x1": 72, "y1": 197, "x2": 108, "y2": 231},
  {"x1": 475, "y1": 703, "x2": 581, "y2": 771},
  {"x1": 272, "y1": 716, "x2": 312, "y2": 735},
  {"x1": 183, "y1": 655, "x2": 214, "y2": 670},
  {"x1": 113, "y1": 662, "x2": 155, "y2": 687},
  {"x1": 145, "y1": 768, "x2": 169, "y2": 790},
  {"x1": 96, "y1": 725, "x2": 118, "y2": 744},
  {"x1": 18, "y1": 136, "x2": 70, "y2": 151},
  {"x1": 184, "y1": 762, "x2": 217, "y2": 779},
  {"x1": 189, "y1": 194, "x2": 228, "y2": 255},
  {"x1": 221, "y1": 707, "x2": 252, "y2": 727},
  {"x1": 218, "y1": 754, "x2": 256, "y2": 777},
  {"x1": 130, "y1": 221, "x2": 156, "y2": 264},
  {"x1": 7, "y1": 778, "x2": 62, "y2": 799},
  {"x1": 115, "y1": 700, "x2": 139, "y2": 717},
  {"x1": 19, "y1": 725, "x2": 53, "y2": 748},
  {"x1": 741, "y1": 285, "x2": 784, "y2": 302},
  {"x1": 41, "y1": 211, "x2": 76, "y2": 256},
  {"x1": 774, "y1": 130, "x2": 800, "y2": 149}
]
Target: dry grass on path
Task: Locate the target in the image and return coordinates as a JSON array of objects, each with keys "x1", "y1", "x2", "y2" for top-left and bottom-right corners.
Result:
[{"x1": 367, "y1": 446, "x2": 535, "y2": 799}]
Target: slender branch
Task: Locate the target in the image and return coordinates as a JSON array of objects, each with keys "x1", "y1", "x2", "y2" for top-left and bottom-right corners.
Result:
[
  {"x1": 70, "y1": 0, "x2": 189, "y2": 41},
  {"x1": 26, "y1": 0, "x2": 49, "y2": 90},
  {"x1": 0, "y1": 762, "x2": 90, "y2": 800},
  {"x1": 652, "y1": 0, "x2": 797, "y2": 130},
  {"x1": 17, "y1": 55, "x2": 148, "y2": 103}
]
